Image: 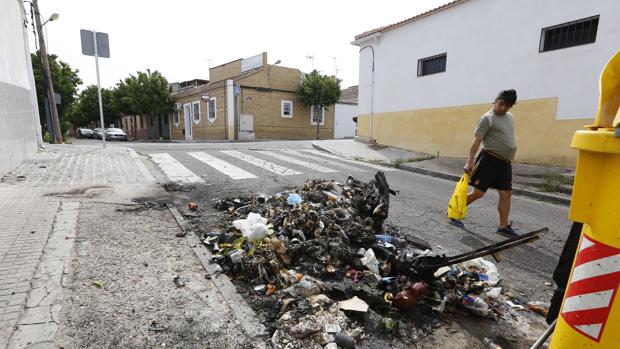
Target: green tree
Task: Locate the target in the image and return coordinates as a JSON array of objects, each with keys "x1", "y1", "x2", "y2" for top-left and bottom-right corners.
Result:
[
  {"x1": 31, "y1": 53, "x2": 82, "y2": 132},
  {"x1": 112, "y1": 70, "x2": 172, "y2": 137},
  {"x1": 69, "y1": 85, "x2": 120, "y2": 127},
  {"x1": 295, "y1": 70, "x2": 341, "y2": 139},
  {"x1": 115, "y1": 70, "x2": 172, "y2": 117}
]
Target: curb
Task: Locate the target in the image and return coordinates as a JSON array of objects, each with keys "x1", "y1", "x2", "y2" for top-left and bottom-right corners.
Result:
[
  {"x1": 399, "y1": 164, "x2": 571, "y2": 206},
  {"x1": 312, "y1": 142, "x2": 571, "y2": 206},
  {"x1": 311, "y1": 142, "x2": 337, "y2": 155},
  {"x1": 167, "y1": 204, "x2": 268, "y2": 345}
]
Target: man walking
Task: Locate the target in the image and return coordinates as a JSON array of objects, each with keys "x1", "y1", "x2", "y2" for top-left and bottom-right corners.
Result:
[{"x1": 455, "y1": 89, "x2": 519, "y2": 237}]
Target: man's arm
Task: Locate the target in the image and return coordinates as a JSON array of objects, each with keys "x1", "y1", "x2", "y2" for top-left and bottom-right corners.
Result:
[{"x1": 464, "y1": 135, "x2": 483, "y2": 174}]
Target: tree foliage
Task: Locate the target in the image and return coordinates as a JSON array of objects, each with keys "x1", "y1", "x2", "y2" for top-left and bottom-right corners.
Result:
[
  {"x1": 295, "y1": 70, "x2": 341, "y2": 110},
  {"x1": 295, "y1": 70, "x2": 341, "y2": 139},
  {"x1": 114, "y1": 70, "x2": 173, "y2": 117},
  {"x1": 31, "y1": 53, "x2": 82, "y2": 131},
  {"x1": 67, "y1": 86, "x2": 119, "y2": 127}
]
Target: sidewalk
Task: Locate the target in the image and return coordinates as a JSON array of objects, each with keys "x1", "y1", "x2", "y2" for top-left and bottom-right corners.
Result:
[
  {"x1": 0, "y1": 144, "x2": 267, "y2": 348},
  {"x1": 0, "y1": 145, "x2": 157, "y2": 348},
  {"x1": 313, "y1": 139, "x2": 574, "y2": 205}
]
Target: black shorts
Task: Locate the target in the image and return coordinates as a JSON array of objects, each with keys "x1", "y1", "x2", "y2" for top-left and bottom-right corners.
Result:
[{"x1": 470, "y1": 150, "x2": 512, "y2": 192}]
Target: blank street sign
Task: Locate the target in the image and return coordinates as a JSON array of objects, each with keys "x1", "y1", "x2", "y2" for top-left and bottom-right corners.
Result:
[{"x1": 80, "y1": 30, "x2": 110, "y2": 58}]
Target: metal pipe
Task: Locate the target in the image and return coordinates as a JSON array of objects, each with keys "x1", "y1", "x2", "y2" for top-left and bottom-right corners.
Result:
[{"x1": 530, "y1": 320, "x2": 556, "y2": 349}]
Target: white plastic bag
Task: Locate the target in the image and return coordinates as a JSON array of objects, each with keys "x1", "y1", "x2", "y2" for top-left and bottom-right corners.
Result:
[
  {"x1": 233, "y1": 213, "x2": 268, "y2": 241},
  {"x1": 460, "y1": 257, "x2": 500, "y2": 286},
  {"x1": 360, "y1": 248, "x2": 380, "y2": 275}
]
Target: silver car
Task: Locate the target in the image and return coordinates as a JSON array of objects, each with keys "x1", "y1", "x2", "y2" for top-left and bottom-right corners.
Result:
[
  {"x1": 93, "y1": 128, "x2": 109, "y2": 140},
  {"x1": 76, "y1": 128, "x2": 94, "y2": 139},
  {"x1": 106, "y1": 128, "x2": 127, "y2": 141}
]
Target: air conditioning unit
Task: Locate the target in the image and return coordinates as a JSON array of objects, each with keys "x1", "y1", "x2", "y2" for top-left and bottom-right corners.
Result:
[{"x1": 175, "y1": 103, "x2": 183, "y2": 111}]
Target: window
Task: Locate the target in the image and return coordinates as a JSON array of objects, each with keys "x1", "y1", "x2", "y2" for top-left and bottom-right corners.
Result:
[
  {"x1": 208, "y1": 97, "x2": 217, "y2": 122},
  {"x1": 310, "y1": 106, "x2": 324, "y2": 125},
  {"x1": 150, "y1": 116, "x2": 154, "y2": 126},
  {"x1": 540, "y1": 15, "x2": 599, "y2": 52},
  {"x1": 192, "y1": 101, "x2": 200, "y2": 124},
  {"x1": 281, "y1": 100, "x2": 293, "y2": 118},
  {"x1": 417, "y1": 53, "x2": 447, "y2": 76},
  {"x1": 173, "y1": 111, "x2": 179, "y2": 126}
]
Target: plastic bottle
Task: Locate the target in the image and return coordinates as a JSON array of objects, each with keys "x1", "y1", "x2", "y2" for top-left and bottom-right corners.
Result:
[
  {"x1": 375, "y1": 234, "x2": 404, "y2": 246},
  {"x1": 461, "y1": 294, "x2": 489, "y2": 316}
]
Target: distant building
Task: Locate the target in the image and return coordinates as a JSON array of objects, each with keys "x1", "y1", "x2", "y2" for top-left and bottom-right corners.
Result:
[
  {"x1": 168, "y1": 52, "x2": 335, "y2": 141},
  {"x1": 353, "y1": 0, "x2": 620, "y2": 166},
  {"x1": 1, "y1": 0, "x2": 42, "y2": 175},
  {"x1": 334, "y1": 86, "x2": 358, "y2": 139}
]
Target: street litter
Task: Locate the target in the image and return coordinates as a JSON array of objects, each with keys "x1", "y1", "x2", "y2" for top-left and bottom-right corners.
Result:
[
  {"x1": 338, "y1": 296, "x2": 369, "y2": 313},
  {"x1": 202, "y1": 171, "x2": 546, "y2": 347},
  {"x1": 527, "y1": 301, "x2": 550, "y2": 317}
]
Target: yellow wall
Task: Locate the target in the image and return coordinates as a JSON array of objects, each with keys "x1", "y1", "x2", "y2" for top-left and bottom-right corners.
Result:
[
  {"x1": 356, "y1": 97, "x2": 593, "y2": 167},
  {"x1": 170, "y1": 90, "x2": 227, "y2": 141},
  {"x1": 241, "y1": 89, "x2": 334, "y2": 140}
]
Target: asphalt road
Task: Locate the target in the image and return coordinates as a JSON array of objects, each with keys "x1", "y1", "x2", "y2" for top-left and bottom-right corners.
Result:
[{"x1": 75, "y1": 139, "x2": 572, "y2": 301}]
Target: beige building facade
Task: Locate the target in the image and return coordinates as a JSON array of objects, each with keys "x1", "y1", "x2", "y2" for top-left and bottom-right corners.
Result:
[{"x1": 169, "y1": 53, "x2": 334, "y2": 141}]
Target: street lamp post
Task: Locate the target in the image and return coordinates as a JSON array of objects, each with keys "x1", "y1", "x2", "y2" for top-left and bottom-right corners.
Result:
[{"x1": 32, "y1": 0, "x2": 62, "y2": 144}]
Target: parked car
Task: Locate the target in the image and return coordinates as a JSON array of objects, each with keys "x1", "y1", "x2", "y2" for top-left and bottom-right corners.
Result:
[
  {"x1": 76, "y1": 128, "x2": 94, "y2": 139},
  {"x1": 93, "y1": 128, "x2": 109, "y2": 140},
  {"x1": 106, "y1": 128, "x2": 128, "y2": 141}
]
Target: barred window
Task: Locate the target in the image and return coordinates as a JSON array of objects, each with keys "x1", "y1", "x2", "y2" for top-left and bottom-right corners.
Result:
[
  {"x1": 281, "y1": 100, "x2": 293, "y2": 118},
  {"x1": 417, "y1": 53, "x2": 447, "y2": 77},
  {"x1": 540, "y1": 15, "x2": 599, "y2": 52}
]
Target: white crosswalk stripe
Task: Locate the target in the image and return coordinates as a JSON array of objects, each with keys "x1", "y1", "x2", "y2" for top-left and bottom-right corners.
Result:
[
  {"x1": 282, "y1": 150, "x2": 367, "y2": 172},
  {"x1": 256, "y1": 150, "x2": 338, "y2": 173},
  {"x1": 150, "y1": 153, "x2": 205, "y2": 184},
  {"x1": 302, "y1": 149, "x2": 396, "y2": 171},
  {"x1": 188, "y1": 151, "x2": 258, "y2": 180},
  {"x1": 221, "y1": 150, "x2": 302, "y2": 176}
]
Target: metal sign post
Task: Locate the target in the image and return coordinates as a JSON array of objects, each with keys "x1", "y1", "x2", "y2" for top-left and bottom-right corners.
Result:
[
  {"x1": 93, "y1": 31, "x2": 105, "y2": 148},
  {"x1": 80, "y1": 29, "x2": 110, "y2": 148}
]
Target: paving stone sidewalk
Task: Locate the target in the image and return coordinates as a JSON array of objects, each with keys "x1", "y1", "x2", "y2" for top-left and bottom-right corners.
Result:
[
  {"x1": 0, "y1": 144, "x2": 156, "y2": 348},
  {"x1": 0, "y1": 187, "x2": 61, "y2": 348}
]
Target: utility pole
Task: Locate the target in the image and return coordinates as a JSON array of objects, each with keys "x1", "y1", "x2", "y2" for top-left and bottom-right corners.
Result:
[{"x1": 33, "y1": 0, "x2": 62, "y2": 144}]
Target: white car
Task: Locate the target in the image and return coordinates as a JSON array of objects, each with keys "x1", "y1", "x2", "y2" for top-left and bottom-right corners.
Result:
[{"x1": 106, "y1": 128, "x2": 127, "y2": 141}]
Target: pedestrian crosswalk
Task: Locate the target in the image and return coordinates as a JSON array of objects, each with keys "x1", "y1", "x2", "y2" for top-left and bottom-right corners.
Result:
[
  {"x1": 148, "y1": 149, "x2": 395, "y2": 184},
  {"x1": 188, "y1": 152, "x2": 258, "y2": 180},
  {"x1": 221, "y1": 150, "x2": 302, "y2": 176},
  {"x1": 150, "y1": 153, "x2": 205, "y2": 184}
]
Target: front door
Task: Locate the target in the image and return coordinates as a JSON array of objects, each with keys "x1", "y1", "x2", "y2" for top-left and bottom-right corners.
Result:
[{"x1": 183, "y1": 103, "x2": 193, "y2": 140}]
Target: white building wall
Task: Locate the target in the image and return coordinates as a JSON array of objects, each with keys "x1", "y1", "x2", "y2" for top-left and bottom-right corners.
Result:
[
  {"x1": 334, "y1": 103, "x2": 357, "y2": 138},
  {"x1": 356, "y1": 0, "x2": 620, "y2": 119},
  {"x1": 0, "y1": 0, "x2": 40, "y2": 175}
]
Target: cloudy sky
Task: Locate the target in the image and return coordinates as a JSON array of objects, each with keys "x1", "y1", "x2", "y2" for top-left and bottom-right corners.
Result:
[{"x1": 33, "y1": 0, "x2": 451, "y2": 90}]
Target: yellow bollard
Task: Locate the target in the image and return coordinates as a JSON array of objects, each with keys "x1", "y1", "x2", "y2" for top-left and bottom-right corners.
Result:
[{"x1": 549, "y1": 51, "x2": 620, "y2": 348}]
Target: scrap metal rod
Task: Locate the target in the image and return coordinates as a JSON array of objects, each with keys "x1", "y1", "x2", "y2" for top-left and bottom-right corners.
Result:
[{"x1": 416, "y1": 228, "x2": 548, "y2": 272}]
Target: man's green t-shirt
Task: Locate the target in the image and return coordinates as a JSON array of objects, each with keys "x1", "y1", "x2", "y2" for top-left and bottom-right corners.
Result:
[{"x1": 474, "y1": 109, "x2": 517, "y2": 161}]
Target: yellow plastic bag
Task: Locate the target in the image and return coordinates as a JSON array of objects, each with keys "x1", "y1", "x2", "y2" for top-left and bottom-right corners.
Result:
[{"x1": 447, "y1": 173, "x2": 469, "y2": 220}]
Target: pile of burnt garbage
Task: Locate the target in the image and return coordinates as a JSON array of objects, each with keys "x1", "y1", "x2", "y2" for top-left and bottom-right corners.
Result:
[{"x1": 204, "y1": 172, "x2": 530, "y2": 348}]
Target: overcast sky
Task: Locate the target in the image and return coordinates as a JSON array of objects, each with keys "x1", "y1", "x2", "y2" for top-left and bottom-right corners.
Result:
[{"x1": 33, "y1": 0, "x2": 451, "y2": 90}]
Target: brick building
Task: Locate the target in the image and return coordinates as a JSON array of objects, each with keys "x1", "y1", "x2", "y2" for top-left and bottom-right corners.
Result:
[{"x1": 169, "y1": 53, "x2": 335, "y2": 141}]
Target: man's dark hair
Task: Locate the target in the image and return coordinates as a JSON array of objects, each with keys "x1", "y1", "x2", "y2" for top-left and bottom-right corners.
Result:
[{"x1": 496, "y1": 89, "x2": 517, "y2": 106}]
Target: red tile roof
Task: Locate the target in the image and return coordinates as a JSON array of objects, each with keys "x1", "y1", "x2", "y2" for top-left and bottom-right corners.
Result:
[{"x1": 354, "y1": 0, "x2": 470, "y2": 41}]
